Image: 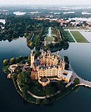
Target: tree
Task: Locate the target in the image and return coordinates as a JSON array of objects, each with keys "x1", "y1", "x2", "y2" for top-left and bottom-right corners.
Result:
[
  {"x1": 28, "y1": 42, "x2": 34, "y2": 49},
  {"x1": 64, "y1": 56, "x2": 69, "y2": 64},
  {"x1": 15, "y1": 57, "x2": 19, "y2": 63},
  {"x1": 74, "y1": 78, "x2": 80, "y2": 85},
  {"x1": 43, "y1": 98, "x2": 49, "y2": 104},
  {"x1": 3, "y1": 59, "x2": 8, "y2": 66},
  {"x1": 34, "y1": 51, "x2": 40, "y2": 59},
  {"x1": 28, "y1": 56, "x2": 30, "y2": 61},
  {"x1": 22, "y1": 87, "x2": 27, "y2": 98},
  {"x1": 73, "y1": 86, "x2": 79, "y2": 92},
  {"x1": 10, "y1": 58, "x2": 15, "y2": 64},
  {"x1": 19, "y1": 55, "x2": 23, "y2": 61},
  {"x1": 64, "y1": 56, "x2": 68, "y2": 62},
  {"x1": 65, "y1": 63, "x2": 69, "y2": 70}
]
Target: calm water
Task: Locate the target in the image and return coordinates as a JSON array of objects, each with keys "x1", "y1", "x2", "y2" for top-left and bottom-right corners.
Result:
[
  {"x1": 0, "y1": 38, "x2": 91, "y2": 112},
  {"x1": 80, "y1": 32, "x2": 91, "y2": 42}
]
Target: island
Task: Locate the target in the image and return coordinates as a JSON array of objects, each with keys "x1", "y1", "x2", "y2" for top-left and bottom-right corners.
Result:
[{"x1": 3, "y1": 47, "x2": 81, "y2": 104}]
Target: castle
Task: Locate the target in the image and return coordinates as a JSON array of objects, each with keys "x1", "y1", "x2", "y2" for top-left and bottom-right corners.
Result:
[{"x1": 30, "y1": 50, "x2": 72, "y2": 86}]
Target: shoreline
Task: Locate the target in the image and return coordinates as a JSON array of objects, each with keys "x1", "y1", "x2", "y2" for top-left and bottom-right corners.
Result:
[
  {"x1": 69, "y1": 64, "x2": 91, "y2": 88},
  {"x1": 3, "y1": 57, "x2": 91, "y2": 104}
]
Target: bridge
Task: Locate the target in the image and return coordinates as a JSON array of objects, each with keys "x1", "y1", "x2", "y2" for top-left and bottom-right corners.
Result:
[
  {"x1": 69, "y1": 64, "x2": 91, "y2": 88},
  {"x1": 73, "y1": 72, "x2": 91, "y2": 88}
]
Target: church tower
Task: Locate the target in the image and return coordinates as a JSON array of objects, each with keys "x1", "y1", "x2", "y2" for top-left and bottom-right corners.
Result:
[{"x1": 30, "y1": 50, "x2": 34, "y2": 68}]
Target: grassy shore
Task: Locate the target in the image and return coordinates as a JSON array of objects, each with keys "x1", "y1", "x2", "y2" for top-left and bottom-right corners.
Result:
[
  {"x1": 71, "y1": 31, "x2": 88, "y2": 43},
  {"x1": 2, "y1": 65, "x2": 10, "y2": 74}
]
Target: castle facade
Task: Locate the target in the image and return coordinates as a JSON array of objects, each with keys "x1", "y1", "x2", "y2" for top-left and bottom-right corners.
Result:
[{"x1": 31, "y1": 50, "x2": 72, "y2": 86}]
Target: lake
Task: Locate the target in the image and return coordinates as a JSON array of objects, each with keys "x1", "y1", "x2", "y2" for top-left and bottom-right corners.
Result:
[
  {"x1": 0, "y1": 38, "x2": 91, "y2": 112},
  {"x1": 80, "y1": 31, "x2": 91, "y2": 42}
]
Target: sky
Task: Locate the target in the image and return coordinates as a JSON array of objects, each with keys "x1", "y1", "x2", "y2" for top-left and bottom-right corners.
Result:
[{"x1": 0, "y1": 0, "x2": 91, "y2": 5}]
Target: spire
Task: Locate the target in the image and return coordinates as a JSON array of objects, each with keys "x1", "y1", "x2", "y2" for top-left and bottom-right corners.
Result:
[
  {"x1": 57, "y1": 51, "x2": 59, "y2": 54},
  {"x1": 62, "y1": 57, "x2": 65, "y2": 70},
  {"x1": 63, "y1": 57, "x2": 65, "y2": 63},
  {"x1": 41, "y1": 49, "x2": 45, "y2": 56},
  {"x1": 31, "y1": 50, "x2": 33, "y2": 55},
  {"x1": 33, "y1": 47, "x2": 36, "y2": 51}
]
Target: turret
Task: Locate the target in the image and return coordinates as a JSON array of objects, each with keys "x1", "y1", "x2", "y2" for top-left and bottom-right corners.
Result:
[
  {"x1": 57, "y1": 51, "x2": 60, "y2": 57},
  {"x1": 62, "y1": 58, "x2": 65, "y2": 70},
  {"x1": 41, "y1": 50, "x2": 45, "y2": 56},
  {"x1": 30, "y1": 50, "x2": 34, "y2": 68}
]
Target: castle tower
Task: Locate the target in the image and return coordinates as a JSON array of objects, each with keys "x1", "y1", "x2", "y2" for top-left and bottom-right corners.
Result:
[
  {"x1": 57, "y1": 51, "x2": 60, "y2": 57},
  {"x1": 30, "y1": 50, "x2": 34, "y2": 68},
  {"x1": 41, "y1": 50, "x2": 46, "y2": 56},
  {"x1": 62, "y1": 58, "x2": 65, "y2": 70},
  {"x1": 53, "y1": 56, "x2": 58, "y2": 65}
]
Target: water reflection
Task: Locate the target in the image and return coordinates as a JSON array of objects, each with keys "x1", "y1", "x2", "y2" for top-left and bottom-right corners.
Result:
[{"x1": 0, "y1": 38, "x2": 91, "y2": 112}]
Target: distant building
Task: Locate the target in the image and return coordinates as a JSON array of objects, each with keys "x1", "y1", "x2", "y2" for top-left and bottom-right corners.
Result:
[{"x1": 30, "y1": 50, "x2": 72, "y2": 86}]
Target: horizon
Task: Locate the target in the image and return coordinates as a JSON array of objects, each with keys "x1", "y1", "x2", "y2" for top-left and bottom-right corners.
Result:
[{"x1": 0, "y1": 4, "x2": 91, "y2": 7}]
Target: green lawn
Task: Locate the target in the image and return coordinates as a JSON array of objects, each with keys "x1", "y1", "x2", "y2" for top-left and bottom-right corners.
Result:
[
  {"x1": 45, "y1": 36, "x2": 53, "y2": 43},
  {"x1": 32, "y1": 35, "x2": 38, "y2": 42},
  {"x1": 43, "y1": 27, "x2": 48, "y2": 34},
  {"x1": 29, "y1": 85, "x2": 46, "y2": 96},
  {"x1": 71, "y1": 31, "x2": 88, "y2": 43},
  {"x1": 52, "y1": 27, "x2": 56, "y2": 34},
  {"x1": 64, "y1": 31, "x2": 75, "y2": 42}
]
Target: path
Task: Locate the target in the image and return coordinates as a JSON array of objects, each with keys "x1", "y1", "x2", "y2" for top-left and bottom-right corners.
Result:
[
  {"x1": 27, "y1": 91, "x2": 46, "y2": 99},
  {"x1": 58, "y1": 29, "x2": 62, "y2": 39},
  {"x1": 27, "y1": 91, "x2": 60, "y2": 99},
  {"x1": 30, "y1": 33, "x2": 34, "y2": 41}
]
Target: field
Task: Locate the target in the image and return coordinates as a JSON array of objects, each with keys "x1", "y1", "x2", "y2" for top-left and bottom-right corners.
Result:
[
  {"x1": 45, "y1": 35, "x2": 53, "y2": 42},
  {"x1": 71, "y1": 31, "x2": 88, "y2": 43},
  {"x1": 64, "y1": 31, "x2": 75, "y2": 42}
]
